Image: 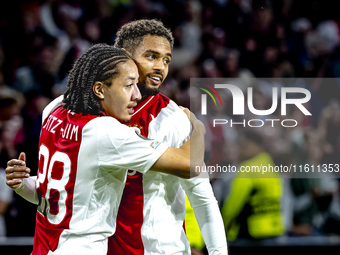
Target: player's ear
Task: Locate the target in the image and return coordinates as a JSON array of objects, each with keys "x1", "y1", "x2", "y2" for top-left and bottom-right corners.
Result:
[{"x1": 93, "y1": 81, "x2": 105, "y2": 99}]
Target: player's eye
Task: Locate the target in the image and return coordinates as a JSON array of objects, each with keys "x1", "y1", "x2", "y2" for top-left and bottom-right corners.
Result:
[
  {"x1": 125, "y1": 84, "x2": 133, "y2": 88},
  {"x1": 164, "y1": 58, "x2": 170, "y2": 65},
  {"x1": 146, "y1": 54, "x2": 156, "y2": 60}
]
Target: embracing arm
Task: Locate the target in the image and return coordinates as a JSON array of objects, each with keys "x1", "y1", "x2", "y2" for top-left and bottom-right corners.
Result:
[
  {"x1": 102, "y1": 108, "x2": 206, "y2": 180},
  {"x1": 151, "y1": 108, "x2": 205, "y2": 179}
]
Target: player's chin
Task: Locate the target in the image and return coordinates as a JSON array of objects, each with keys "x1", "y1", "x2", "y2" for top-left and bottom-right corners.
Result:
[
  {"x1": 146, "y1": 82, "x2": 162, "y2": 89},
  {"x1": 142, "y1": 84, "x2": 160, "y2": 96},
  {"x1": 122, "y1": 113, "x2": 133, "y2": 123},
  {"x1": 121, "y1": 117, "x2": 132, "y2": 123}
]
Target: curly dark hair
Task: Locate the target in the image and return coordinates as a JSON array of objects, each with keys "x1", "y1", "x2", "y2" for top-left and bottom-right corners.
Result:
[
  {"x1": 63, "y1": 44, "x2": 132, "y2": 115},
  {"x1": 114, "y1": 19, "x2": 174, "y2": 54}
]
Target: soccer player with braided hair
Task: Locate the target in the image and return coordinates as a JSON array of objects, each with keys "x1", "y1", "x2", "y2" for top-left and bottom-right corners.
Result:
[
  {"x1": 5, "y1": 43, "x2": 206, "y2": 255},
  {"x1": 6, "y1": 20, "x2": 227, "y2": 254},
  {"x1": 62, "y1": 44, "x2": 133, "y2": 116}
]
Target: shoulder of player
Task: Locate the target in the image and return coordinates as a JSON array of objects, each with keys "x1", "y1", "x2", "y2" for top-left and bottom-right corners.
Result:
[
  {"x1": 45, "y1": 95, "x2": 64, "y2": 113},
  {"x1": 42, "y1": 95, "x2": 64, "y2": 122},
  {"x1": 144, "y1": 96, "x2": 191, "y2": 138},
  {"x1": 139, "y1": 94, "x2": 171, "y2": 116},
  {"x1": 145, "y1": 94, "x2": 181, "y2": 116},
  {"x1": 84, "y1": 116, "x2": 121, "y2": 128},
  {"x1": 157, "y1": 93, "x2": 170, "y2": 102},
  {"x1": 83, "y1": 116, "x2": 138, "y2": 137},
  {"x1": 157, "y1": 99, "x2": 189, "y2": 123}
]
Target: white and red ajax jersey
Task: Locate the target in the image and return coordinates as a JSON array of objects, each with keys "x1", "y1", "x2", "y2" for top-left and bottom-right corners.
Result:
[
  {"x1": 32, "y1": 105, "x2": 167, "y2": 255},
  {"x1": 109, "y1": 94, "x2": 227, "y2": 255}
]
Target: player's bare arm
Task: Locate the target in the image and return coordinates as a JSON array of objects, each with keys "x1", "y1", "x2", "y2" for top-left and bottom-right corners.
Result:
[{"x1": 151, "y1": 108, "x2": 206, "y2": 179}]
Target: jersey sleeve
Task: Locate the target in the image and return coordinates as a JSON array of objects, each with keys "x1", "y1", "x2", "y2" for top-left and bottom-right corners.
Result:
[
  {"x1": 162, "y1": 101, "x2": 228, "y2": 254},
  {"x1": 13, "y1": 176, "x2": 39, "y2": 205},
  {"x1": 90, "y1": 117, "x2": 168, "y2": 174},
  {"x1": 180, "y1": 172, "x2": 228, "y2": 255}
]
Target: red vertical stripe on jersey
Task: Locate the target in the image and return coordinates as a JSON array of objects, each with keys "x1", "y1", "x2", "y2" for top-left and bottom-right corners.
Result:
[{"x1": 108, "y1": 94, "x2": 170, "y2": 255}]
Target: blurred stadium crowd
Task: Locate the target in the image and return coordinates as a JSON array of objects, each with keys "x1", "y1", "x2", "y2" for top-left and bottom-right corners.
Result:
[{"x1": 1, "y1": 0, "x2": 340, "y2": 246}]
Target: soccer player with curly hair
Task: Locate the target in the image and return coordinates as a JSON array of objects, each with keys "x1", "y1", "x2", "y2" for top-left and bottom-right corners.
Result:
[{"x1": 109, "y1": 19, "x2": 228, "y2": 255}]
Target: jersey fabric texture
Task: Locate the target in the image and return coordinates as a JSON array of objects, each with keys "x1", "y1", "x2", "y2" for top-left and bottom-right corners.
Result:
[
  {"x1": 108, "y1": 94, "x2": 228, "y2": 255},
  {"x1": 32, "y1": 103, "x2": 167, "y2": 255}
]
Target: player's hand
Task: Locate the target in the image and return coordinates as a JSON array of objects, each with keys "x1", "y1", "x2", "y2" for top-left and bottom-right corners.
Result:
[
  {"x1": 179, "y1": 106, "x2": 197, "y2": 122},
  {"x1": 179, "y1": 106, "x2": 205, "y2": 134},
  {"x1": 5, "y1": 152, "x2": 30, "y2": 189}
]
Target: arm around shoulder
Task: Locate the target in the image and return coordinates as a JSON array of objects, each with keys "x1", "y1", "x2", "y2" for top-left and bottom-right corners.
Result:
[{"x1": 150, "y1": 109, "x2": 206, "y2": 179}]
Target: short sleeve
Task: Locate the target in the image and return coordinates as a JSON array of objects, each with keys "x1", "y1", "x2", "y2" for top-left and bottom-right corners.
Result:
[{"x1": 89, "y1": 117, "x2": 168, "y2": 174}]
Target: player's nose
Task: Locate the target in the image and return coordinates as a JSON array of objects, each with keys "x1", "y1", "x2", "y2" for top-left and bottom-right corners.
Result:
[
  {"x1": 132, "y1": 84, "x2": 142, "y2": 101},
  {"x1": 153, "y1": 59, "x2": 166, "y2": 72}
]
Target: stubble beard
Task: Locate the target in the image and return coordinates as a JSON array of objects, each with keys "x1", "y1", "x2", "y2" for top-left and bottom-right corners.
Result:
[{"x1": 138, "y1": 79, "x2": 160, "y2": 98}]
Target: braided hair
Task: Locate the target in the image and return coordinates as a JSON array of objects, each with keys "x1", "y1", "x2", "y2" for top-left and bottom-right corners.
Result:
[
  {"x1": 63, "y1": 44, "x2": 132, "y2": 115},
  {"x1": 114, "y1": 19, "x2": 174, "y2": 54}
]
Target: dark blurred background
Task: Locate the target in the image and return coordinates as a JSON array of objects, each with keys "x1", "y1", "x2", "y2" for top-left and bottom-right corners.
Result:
[{"x1": 1, "y1": 0, "x2": 340, "y2": 254}]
